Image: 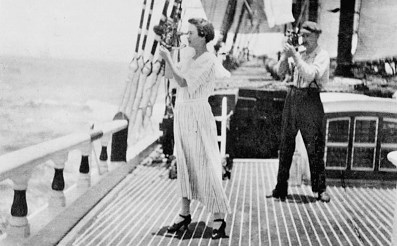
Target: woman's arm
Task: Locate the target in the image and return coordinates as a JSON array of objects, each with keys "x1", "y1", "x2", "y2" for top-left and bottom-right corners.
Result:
[{"x1": 159, "y1": 46, "x2": 187, "y2": 87}]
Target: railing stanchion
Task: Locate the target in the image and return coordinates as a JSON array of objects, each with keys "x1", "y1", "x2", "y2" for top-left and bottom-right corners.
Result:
[
  {"x1": 111, "y1": 114, "x2": 129, "y2": 163},
  {"x1": 99, "y1": 135, "x2": 110, "y2": 173},
  {"x1": 8, "y1": 173, "x2": 31, "y2": 238},
  {"x1": 49, "y1": 153, "x2": 68, "y2": 207},
  {"x1": 0, "y1": 120, "x2": 128, "y2": 242},
  {"x1": 78, "y1": 143, "x2": 92, "y2": 189},
  {"x1": 220, "y1": 96, "x2": 227, "y2": 157}
]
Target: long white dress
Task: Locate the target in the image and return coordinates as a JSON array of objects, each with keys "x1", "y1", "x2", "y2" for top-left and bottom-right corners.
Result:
[{"x1": 173, "y1": 51, "x2": 231, "y2": 214}]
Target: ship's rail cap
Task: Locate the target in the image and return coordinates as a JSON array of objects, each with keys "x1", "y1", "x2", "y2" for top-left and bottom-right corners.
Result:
[{"x1": 0, "y1": 119, "x2": 128, "y2": 182}]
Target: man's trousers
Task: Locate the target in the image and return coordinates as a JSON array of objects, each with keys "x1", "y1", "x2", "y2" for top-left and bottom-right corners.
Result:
[{"x1": 275, "y1": 86, "x2": 326, "y2": 194}]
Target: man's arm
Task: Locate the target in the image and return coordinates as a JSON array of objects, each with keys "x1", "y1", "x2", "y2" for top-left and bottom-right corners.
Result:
[
  {"x1": 275, "y1": 53, "x2": 290, "y2": 79},
  {"x1": 291, "y1": 50, "x2": 330, "y2": 87}
]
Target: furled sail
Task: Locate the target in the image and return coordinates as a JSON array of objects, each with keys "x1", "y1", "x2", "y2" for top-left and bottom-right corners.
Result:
[
  {"x1": 262, "y1": 0, "x2": 295, "y2": 28},
  {"x1": 201, "y1": 0, "x2": 283, "y2": 34},
  {"x1": 200, "y1": 0, "x2": 285, "y2": 58},
  {"x1": 317, "y1": 0, "x2": 339, "y2": 59},
  {"x1": 353, "y1": 0, "x2": 397, "y2": 62}
]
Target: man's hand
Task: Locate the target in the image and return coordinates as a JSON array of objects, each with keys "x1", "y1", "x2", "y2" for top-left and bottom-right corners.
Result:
[
  {"x1": 283, "y1": 43, "x2": 297, "y2": 58},
  {"x1": 159, "y1": 45, "x2": 172, "y2": 62}
]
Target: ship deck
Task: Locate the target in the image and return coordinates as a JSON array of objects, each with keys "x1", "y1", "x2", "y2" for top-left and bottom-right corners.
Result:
[
  {"x1": 38, "y1": 157, "x2": 395, "y2": 246},
  {"x1": 3, "y1": 61, "x2": 396, "y2": 246}
]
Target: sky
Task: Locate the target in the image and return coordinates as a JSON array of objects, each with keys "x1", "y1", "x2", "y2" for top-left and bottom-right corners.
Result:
[
  {"x1": 0, "y1": 0, "x2": 205, "y2": 62},
  {"x1": 0, "y1": 0, "x2": 286, "y2": 62}
]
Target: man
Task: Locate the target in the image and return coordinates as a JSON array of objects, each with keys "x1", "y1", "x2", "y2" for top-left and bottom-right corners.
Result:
[{"x1": 271, "y1": 21, "x2": 331, "y2": 202}]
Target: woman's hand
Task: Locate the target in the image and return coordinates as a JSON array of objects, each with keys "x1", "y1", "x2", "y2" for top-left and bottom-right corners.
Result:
[{"x1": 159, "y1": 45, "x2": 172, "y2": 62}]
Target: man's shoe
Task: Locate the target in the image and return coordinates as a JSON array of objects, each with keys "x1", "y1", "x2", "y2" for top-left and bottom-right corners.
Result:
[
  {"x1": 318, "y1": 191, "x2": 331, "y2": 203},
  {"x1": 272, "y1": 189, "x2": 287, "y2": 201}
]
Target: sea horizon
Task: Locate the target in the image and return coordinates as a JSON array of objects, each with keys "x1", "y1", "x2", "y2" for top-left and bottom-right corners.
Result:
[{"x1": 0, "y1": 54, "x2": 166, "y2": 236}]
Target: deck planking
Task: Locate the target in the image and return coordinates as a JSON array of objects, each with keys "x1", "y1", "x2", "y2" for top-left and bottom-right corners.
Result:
[{"x1": 58, "y1": 159, "x2": 394, "y2": 246}]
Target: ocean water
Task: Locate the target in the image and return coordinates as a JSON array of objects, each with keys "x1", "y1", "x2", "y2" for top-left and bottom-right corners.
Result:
[{"x1": 0, "y1": 56, "x2": 165, "y2": 235}]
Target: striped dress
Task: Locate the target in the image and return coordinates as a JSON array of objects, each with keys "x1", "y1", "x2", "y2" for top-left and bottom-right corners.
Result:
[{"x1": 174, "y1": 51, "x2": 231, "y2": 214}]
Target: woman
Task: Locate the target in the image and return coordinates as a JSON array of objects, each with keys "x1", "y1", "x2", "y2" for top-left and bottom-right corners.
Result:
[{"x1": 158, "y1": 18, "x2": 231, "y2": 239}]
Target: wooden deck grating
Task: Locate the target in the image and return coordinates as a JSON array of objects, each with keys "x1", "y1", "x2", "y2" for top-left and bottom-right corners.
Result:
[{"x1": 58, "y1": 159, "x2": 395, "y2": 246}]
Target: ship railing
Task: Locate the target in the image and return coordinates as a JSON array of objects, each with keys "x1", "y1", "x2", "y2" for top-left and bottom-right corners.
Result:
[
  {"x1": 0, "y1": 119, "x2": 158, "y2": 244},
  {"x1": 214, "y1": 96, "x2": 233, "y2": 158}
]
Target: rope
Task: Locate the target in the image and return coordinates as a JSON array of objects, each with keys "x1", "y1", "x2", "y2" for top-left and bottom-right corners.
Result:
[{"x1": 118, "y1": 0, "x2": 148, "y2": 113}]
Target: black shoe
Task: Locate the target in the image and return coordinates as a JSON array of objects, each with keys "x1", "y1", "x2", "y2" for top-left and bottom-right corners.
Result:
[
  {"x1": 223, "y1": 170, "x2": 231, "y2": 180},
  {"x1": 318, "y1": 191, "x2": 331, "y2": 203},
  {"x1": 272, "y1": 189, "x2": 287, "y2": 201},
  {"x1": 212, "y1": 219, "x2": 227, "y2": 239},
  {"x1": 167, "y1": 214, "x2": 191, "y2": 233}
]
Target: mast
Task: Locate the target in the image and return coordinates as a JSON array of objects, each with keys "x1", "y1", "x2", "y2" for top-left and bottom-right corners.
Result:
[
  {"x1": 308, "y1": 0, "x2": 318, "y2": 21},
  {"x1": 335, "y1": 0, "x2": 355, "y2": 77},
  {"x1": 230, "y1": 1, "x2": 247, "y2": 55},
  {"x1": 292, "y1": 0, "x2": 302, "y2": 27},
  {"x1": 221, "y1": 0, "x2": 238, "y2": 43}
]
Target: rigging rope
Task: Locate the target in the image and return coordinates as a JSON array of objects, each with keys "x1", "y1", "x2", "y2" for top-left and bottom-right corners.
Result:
[
  {"x1": 118, "y1": 0, "x2": 149, "y2": 114},
  {"x1": 111, "y1": 0, "x2": 171, "y2": 160}
]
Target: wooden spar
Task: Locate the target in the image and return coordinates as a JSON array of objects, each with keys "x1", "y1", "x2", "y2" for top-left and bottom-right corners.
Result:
[
  {"x1": 308, "y1": 0, "x2": 318, "y2": 21},
  {"x1": 295, "y1": 0, "x2": 309, "y2": 27},
  {"x1": 335, "y1": 0, "x2": 355, "y2": 77},
  {"x1": 230, "y1": 1, "x2": 247, "y2": 55},
  {"x1": 235, "y1": 0, "x2": 255, "y2": 57},
  {"x1": 221, "y1": 0, "x2": 238, "y2": 43},
  {"x1": 118, "y1": 0, "x2": 148, "y2": 115}
]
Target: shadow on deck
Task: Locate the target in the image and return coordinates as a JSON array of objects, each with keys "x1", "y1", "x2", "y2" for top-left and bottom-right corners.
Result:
[{"x1": 51, "y1": 158, "x2": 395, "y2": 246}]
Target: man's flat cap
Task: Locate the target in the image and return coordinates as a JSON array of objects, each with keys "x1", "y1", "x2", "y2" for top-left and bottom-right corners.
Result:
[{"x1": 300, "y1": 21, "x2": 322, "y2": 34}]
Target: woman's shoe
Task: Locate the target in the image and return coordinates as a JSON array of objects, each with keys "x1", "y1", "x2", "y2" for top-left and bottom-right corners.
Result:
[
  {"x1": 212, "y1": 219, "x2": 226, "y2": 239},
  {"x1": 167, "y1": 214, "x2": 191, "y2": 233},
  {"x1": 223, "y1": 170, "x2": 231, "y2": 180}
]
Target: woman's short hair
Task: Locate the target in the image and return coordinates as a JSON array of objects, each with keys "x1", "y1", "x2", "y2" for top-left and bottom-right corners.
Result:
[{"x1": 188, "y1": 18, "x2": 215, "y2": 43}]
